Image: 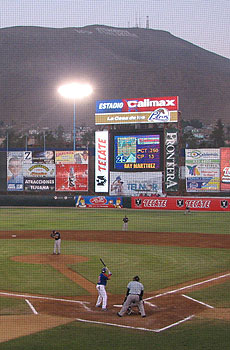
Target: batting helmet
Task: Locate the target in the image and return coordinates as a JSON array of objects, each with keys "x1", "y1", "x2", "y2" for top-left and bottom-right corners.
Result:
[
  {"x1": 102, "y1": 268, "x2": 106, "y2": 273},
  {"x1": 133, "y1": 276, "x2": 140, "y2": 281}
]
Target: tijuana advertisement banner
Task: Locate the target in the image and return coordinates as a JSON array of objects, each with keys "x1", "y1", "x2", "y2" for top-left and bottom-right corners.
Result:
[
  {"x1": 24, "y1": 177, "x2": 55, "y2": 191},
  {"x1": 95, "y1": 96, "x2": 178, "y2": 125},
  {"x1": 220, "y1": 148, "x2": 230, "y2": 191},
  {"x1": 7, "y1": 150, "x2": 88, "y2": 192},
  {"x1": 185, "y1": 149, "x2": 220, "y2": 192},
  {"x1": 95, "y1": 130, "x2": 109, "y2": 193},
  {"x1": 75, "y1": 195, "x2": 123, "y2": 208},
  {"x1": 109, "y1": 172, "x2": 162, "y2": 196},
  {"x1": 132, "y1": 196, "x2": 230, "y2": 211}
]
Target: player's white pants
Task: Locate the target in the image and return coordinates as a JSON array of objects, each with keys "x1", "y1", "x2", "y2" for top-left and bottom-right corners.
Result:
[
  {"x1": 54, "y1": 239, "x2": 61, "y2": 254},
  {"x1": 122, "y1": 223, "x2": 128, "y2": 231},
  {"x1": 96, "y1": 284, "x2": 107, "y2": 309},
  {"x1": 119, "y1": 294, "x2": 145, "y2": 317}
]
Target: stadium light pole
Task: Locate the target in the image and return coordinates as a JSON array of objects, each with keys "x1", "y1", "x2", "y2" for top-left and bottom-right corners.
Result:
[{"x1": 58, "y1": 83, "x2": 93, "y2": 151}]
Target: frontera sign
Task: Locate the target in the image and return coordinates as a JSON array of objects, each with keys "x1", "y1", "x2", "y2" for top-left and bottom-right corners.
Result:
[
  {"x1": 95, "y1": 96, "x2": 179, "y2": 125},
  {"x1": 164, "y1": 128, "x2": 179, "y2": 192}
]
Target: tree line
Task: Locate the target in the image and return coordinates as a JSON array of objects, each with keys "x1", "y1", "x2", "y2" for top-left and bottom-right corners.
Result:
[{"x1": 0, "y1": 118, "x2": 229, "y2": 150}]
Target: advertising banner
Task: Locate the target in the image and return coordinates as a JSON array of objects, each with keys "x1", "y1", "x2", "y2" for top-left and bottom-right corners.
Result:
[
  {"x1": 220, "y1": 148, "x2": 230, "y2": 191},
  {"x1": 7, "y1": 150, "x2": 88, "y2": 192},
  {"x1": 185, "y1": 149, "x2": 220, "y2": 192},
  {"x1": 109, "y1": 172, "x2": 162, "y2": 196},
  {"x1": 56, "y1": 164, "x2": 88, "y2": 191},
  {"x1": 32, "y1": 151, "x2": 55, "y2": 164},
  {"x1": 75, "y1": 195, "x2": 123, "y2": 208},
  {"x1": 55, "y1": 150, "x2": 88, "y2": 164},
  {"x1": 7, "y1": 152, "x2": 24, "y2": 191},
  {"x1": 95, "y1": 96, "x2": 179, "y2": 125},
  {"x1": 164, "y1": 128, "x2": 179, "y2": 192},
  {"x1": 95, "y1": 130, "x2": 109, "y2": 192},
  {"x1": 23, "y1": 164, "x2": 55, "y2": 177},
  {"x1": 24, "y1": 177, "x2": 55, "y2": 191},
  {"x1": 7, "y1": 151, "x2": 32, "y2": 191},
  {"x1": 132, "y1": 196, "x2": 230, "y2": 211}
]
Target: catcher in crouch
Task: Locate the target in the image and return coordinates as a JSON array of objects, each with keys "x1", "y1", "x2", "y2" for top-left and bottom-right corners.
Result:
[{"x1": 117, "y1": 275, "x2": 146, "y2": 317}]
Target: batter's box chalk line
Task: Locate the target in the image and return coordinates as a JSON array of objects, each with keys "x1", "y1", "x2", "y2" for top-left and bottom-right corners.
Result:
[{"x1": 76, "y1": 315, "x2": 195, "y2": 333}]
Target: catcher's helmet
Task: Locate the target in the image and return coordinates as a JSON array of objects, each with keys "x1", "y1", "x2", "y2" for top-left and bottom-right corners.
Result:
[
  {"x1": 102, "y1": 268, "x2": 106, "y2": 273},
  {"x1": 133, "y1": 275, "x2": 140, "y2": 282}
]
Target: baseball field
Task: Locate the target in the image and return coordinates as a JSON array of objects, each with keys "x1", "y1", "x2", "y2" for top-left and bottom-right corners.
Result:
[{"x1": 0, "y1": 207, "x2": 230, "y2": 349}]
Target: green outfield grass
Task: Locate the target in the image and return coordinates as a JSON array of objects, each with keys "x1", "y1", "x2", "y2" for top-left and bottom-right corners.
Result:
[
  {"x1": 0, "y1": 239, "x2": 229, "y2": 296},
  {"x1": 0, "y1": 207, "x2": 230, "y2": 234},
  {"x1": 0, "y1": 297, "x2": 30, "y2": 316},
  {"x1": 188, "y1": 280, "x2": 230, "y2": 308}
]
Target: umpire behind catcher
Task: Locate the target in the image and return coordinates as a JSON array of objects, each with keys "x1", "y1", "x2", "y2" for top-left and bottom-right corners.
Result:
[{"x1": 117, "y1": 276, "x2": 146, "y2": 317}]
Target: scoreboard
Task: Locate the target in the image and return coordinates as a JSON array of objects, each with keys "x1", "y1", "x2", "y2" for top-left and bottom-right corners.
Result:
[{"x1": 113, "y1": 133, "x2": 163, "y2": 171}]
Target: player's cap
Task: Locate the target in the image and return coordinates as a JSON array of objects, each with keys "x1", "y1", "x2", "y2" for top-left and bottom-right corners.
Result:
[
  {"x1": 133, "y1": 276, "x2": 140, "y2": 281},
  {"x1": 102, "y1": 268, "x2": 106, "y2": 273}
]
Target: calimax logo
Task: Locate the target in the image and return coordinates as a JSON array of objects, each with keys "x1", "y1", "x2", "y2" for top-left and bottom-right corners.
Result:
[{"x1": 127, "y1": 99, "x2": 176, "y2": 108}]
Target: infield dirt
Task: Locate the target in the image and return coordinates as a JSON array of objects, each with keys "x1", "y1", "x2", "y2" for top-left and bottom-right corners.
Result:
[{"x1": 0, "y1": 230, "x2": 230, "y2": 342}]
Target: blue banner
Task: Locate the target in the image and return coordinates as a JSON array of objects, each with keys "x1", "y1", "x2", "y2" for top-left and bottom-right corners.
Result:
[{"x1": 75, "y1": 195, "x2": 123, "y2": 208}]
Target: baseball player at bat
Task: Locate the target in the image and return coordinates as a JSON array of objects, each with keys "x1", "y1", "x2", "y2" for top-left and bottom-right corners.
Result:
[
  {"x1": 117, "y1": 276, "x2": 146, "y2": 317},
  {"x1": 95, "y1": 265, "x2": 112, "y2": 311}
]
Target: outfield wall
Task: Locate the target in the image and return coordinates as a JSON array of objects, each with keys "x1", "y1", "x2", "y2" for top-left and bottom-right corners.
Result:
[
  {"x1": 131, "y1": 196, "x2": 230, "y2": 211},
  {"x1": 0, "y1": 195, "x2": 75, "y2": 207}
]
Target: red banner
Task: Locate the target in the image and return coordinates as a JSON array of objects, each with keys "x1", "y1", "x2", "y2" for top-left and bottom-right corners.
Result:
[
  {"x1": 56, "y1": 164, "x2": 88, "y2": 191},
  {"x1": 220, "y1": 148, "x2": 230, "y2": 191},
  {"x1": 131, "y1": 196, "x2": 230, "y2": 211}
]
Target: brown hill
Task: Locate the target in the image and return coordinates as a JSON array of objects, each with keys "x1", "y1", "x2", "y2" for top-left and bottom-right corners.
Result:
[{"x1": 0, "y1": 25, "x2": 229, "y2": 130}]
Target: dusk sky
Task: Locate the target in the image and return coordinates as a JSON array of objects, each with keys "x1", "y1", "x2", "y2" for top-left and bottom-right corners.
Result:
[{"x1": 0, "y1": 0, "x2": 229, "y2": 59}]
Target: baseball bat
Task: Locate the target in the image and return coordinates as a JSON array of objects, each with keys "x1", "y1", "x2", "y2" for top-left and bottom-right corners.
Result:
[{"x1": 100, "y1": 258, "x2": 106, "y2": 267}]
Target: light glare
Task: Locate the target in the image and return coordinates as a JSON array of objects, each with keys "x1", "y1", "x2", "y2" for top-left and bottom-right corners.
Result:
[{"x1": 58, "y1": 83, "x2": 93, "y2": 99}]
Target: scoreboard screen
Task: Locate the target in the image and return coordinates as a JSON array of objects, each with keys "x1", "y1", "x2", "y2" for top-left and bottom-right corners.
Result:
[{"x1": 114, "y1": 134, "x2": 162, "y2": 170}]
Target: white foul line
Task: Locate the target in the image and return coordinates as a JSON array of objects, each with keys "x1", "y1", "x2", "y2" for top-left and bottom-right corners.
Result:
[
  {"x1": 144, "y1": 272, "x2": 230, "y2": 301},
  {"x1": 154, "y1": 315, "x2": 195, "y2": 333},
  {"x1": 25, "y1": 299, "x2": 38, "y2": 315},
  {"x1": 76, "y1": 315, "x2": 194, "y2": 333},
  {"x1": 144, "y1": 301, "x2": 158, "y2": 308},
  {"x1": 76, "y1": 318, "x2": 156, "y2": 332},
  {"x1": 0, "y1": 291, "x2": 90, "y2": 309},
  {"x1": 182, "y1": 294, "x2": 214, "y2": 309}
]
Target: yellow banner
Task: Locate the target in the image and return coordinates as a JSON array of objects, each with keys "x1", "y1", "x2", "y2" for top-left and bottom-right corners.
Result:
[{"x1": 95, "y1": 111, "x2": 178, "y2": 124}]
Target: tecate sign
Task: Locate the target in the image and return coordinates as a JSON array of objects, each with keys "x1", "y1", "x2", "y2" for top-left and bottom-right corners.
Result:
[{"x1": 95, "y1": 97, "x2": 179, "y2": 125}]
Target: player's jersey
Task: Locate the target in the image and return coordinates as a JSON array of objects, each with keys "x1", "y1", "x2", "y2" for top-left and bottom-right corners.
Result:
[
  {"x1": 127, "y1": 281, "x2": 144, "y2": 295},
  {"x1": 97, "y1": 273, "x2": 109, "y2": 286},
  {"x1": 55, "y1": 232, "x2": 61, "y2": 240}
]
